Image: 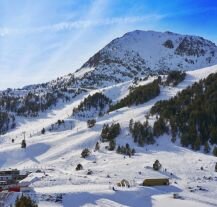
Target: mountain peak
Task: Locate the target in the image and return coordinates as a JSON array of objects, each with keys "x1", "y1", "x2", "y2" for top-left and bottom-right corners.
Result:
[{"x1": 75, "y1": 30, "x2": 217, "y2": 88}]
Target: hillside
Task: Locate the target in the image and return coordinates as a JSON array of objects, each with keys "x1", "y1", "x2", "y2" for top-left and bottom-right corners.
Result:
[
  {"x1": 75, "y1": 30, "x2": 217, "y2": 87},
  {"x1": 151, "y1": 71, "x2": 217, "y2": 149},
  {"x1": 1, "y1": 65, "x2": 217, "y2": 207},
  {"x1": 1, "y1": 31, "x2": 217, "y2": 136}
]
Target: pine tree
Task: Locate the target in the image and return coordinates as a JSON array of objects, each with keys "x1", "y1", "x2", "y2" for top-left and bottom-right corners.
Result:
[
  {"x1": 87, "y1": 119, "x2": 96, "y2": 128},
  {"x1": 171, "y1": 136, "x2": 176, "y2": 143},
  {"x1": 125, "y1": 143, "x2": 130, "y2": 149},
  {"x1": 81, "y1": 148, "x2": 91, "y2": 158},
  {"x1": 101, "y1": 124, "x2": 109, "y2": 142},
  {"x1": 15, "y1": 195, "x2": 38, "y2": 207},
  {"x1": 125, "y1": 143, "x2": 131, "y2": 156},
  {"x1": 204, "y1": 141, "x2": 210, "y2": 153},
  {"x1": 131, "y1": 148, "x2": 136, "y2": 155},
  {"x1": 153, "y1": 160, "x2": 162, "y2": 171},
  {"x1": 21, "y1": 139, "x2": 26, "y2": 148},
  {"x1": 170, "y1": 117, "x2": 177, "y2": 139},
  {"x1": 41, "y1": 128, "x2": 45, "y2": 134},
  {"x1": 213, "y1": 147, "x2": 217, "y2": 157},
  {"x1": 210, "y1": 127, "x2": 217, "y2": 144},
  {"x1": 76, "y1": 164, "x2": 83, "y2": 171},
  {"x1": 109, "y1": 139, "x2": 116, "y2": 151},
  {"x1": 100, "y1": 123, "x2": 120, "y2": 142},
  {"x1": 153, "y1": 118, "x2": 168, "y2": 137},
  {"x1": 116, "y1": 145, "x2": 121, "y2": 154},
  {"x1": 180, "y1": 131, "x2": 189, "y2": 147},
  {"x1": 193, "y1": 136, "x2": 201, "y2": 151},
  {"x1": 129, "y1": 120, "x2": 155, "y2": 146},
  {"x1": 165, "y1": 71, "x2": 186, "y2": 86},
  {"x1": 129, "y1": 119, "x2": 134, "y2": 133},
  {"x1": 94, "y1": 142, "x2": 100, "y2": 151}
]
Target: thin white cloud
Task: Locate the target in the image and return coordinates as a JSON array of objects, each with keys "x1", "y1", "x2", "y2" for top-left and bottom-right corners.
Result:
[
  {"x1": 42, "y1": 14, "x2": 164, "y2": 31},
  {"x1": 0, "y1": 14, "x2": 164, "y2": 36},
  {"x1": 2, "y1": 6, "x2": 215, "y2": 37}
]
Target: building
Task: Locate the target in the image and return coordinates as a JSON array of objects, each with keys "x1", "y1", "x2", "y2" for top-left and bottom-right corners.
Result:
[
  {"x1": 143, "y1": 178, "x2": 169, "y2": 186},
  {"x1": 0, "y1": 169, "x2": 28, "y2": 186}
]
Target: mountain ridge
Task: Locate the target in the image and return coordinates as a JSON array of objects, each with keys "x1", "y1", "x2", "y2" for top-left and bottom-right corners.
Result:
[
  {"x1": 1, "y1": 30, "x2": 217, "y2": 135},
  {"x1": 74, "y1": 30, "x2": 217, "y2": 87},
  {"x1": 2, "y1": 30, "x2": 216, "y2": 92}
]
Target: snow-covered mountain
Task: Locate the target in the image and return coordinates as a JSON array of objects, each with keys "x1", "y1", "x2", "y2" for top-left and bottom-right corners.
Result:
[
  {"x1": 18, "y1": 30, "x2": 217, "y2": 91},
  {"x1": 1, "y1": 65, "x2": 217, "y2": 207},
  {"x1": 75, "y1": 30, "x2": 217, "y2": 87},
  {"x1": 1, "y1": 30, "x2": 217, "y2": 136},
  {"x1": 1, "y1": 30, "x2": 217, "y2": 206}
]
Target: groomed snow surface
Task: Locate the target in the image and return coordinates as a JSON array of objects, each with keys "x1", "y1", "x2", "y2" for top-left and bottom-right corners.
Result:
[{"x1": 1, "y1": 65, "x2": 217, "y2": 207}]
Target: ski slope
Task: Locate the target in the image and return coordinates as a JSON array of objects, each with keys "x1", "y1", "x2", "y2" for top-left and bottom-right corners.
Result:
[{"x1": 1, "y1": 65, "x2": 217, "y2": 207}]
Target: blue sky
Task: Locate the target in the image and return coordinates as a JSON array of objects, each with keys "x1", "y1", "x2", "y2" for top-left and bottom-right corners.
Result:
[{"x1": 0, "y1": 0, "x2": 216, "y2": 89}]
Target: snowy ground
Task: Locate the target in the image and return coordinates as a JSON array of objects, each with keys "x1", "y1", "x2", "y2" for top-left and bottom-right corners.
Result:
[{"x1": 1, "y1": 65, "x2": 217, "y2": 207}]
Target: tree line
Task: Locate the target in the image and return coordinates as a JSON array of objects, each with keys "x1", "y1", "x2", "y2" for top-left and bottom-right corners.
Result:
[
  {"x1": 164, "y1": 71, "x2": 186, "y2": 86},
  {"x1": 101, "y1": 123, "x2": 121, "y2": 151},
  {"x1": 73, "y1": 92, "x2": 112, "y2": 118},
  {"x1": 109, "y1": 79, "x2": 160, "y2": 112},
  {"x1": 150, "y1": 72, "x2": 217, "y2": 155},
  {"x1": 0, "y1": 87, "x2": 79, "y2": 134},
  {"x1": 0, "y1": 112, "x2": 16, "y2": 134},
  {"x1": 129, "y1": 119, "x2": 155, "y2": 146}
]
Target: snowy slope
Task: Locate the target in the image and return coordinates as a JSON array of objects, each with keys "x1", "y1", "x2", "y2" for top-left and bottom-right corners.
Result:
[
  {"x1": 1, "y1": 30, "x2": 217, "y2": 138},
  {"x1": 74, "y1": 30, "x2": 217, "y2": 87},
  {"x1": 1, "y1": 65, "x2": 217, "y2": 207}
]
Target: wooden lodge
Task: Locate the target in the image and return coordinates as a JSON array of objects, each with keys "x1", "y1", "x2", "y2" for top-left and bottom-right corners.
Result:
[{"x1": 143, "y1": 178, "x2": 169, "y2": 186}]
